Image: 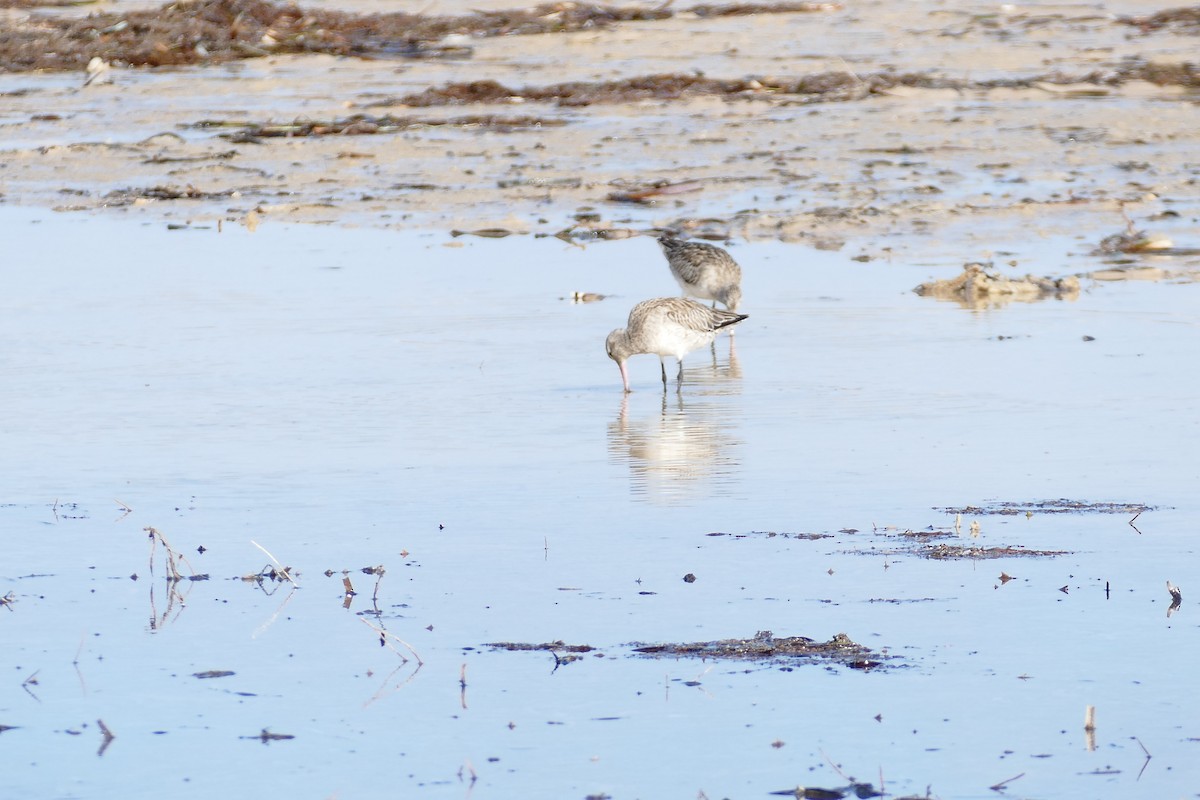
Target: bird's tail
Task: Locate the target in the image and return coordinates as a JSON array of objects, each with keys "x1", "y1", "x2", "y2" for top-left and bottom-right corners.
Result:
[{"x1": 714, "y1": 312, "x2": 748, "y2": 331}]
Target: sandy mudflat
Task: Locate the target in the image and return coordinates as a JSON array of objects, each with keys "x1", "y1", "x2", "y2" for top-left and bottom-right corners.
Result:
[{"x1": 0, "y1": 0, "x2": 1197, "y2": 254}]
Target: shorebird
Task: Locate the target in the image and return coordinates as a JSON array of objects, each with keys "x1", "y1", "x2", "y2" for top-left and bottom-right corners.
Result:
[
  {"x1": 605, "y1": 297, "x2": 748, "y2": 392},
  {"x1": 657, "y1": 234, "x2": 743, "y2": 312}
]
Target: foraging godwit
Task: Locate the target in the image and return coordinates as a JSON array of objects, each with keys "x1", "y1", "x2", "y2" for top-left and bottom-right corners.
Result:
[
  {"x1": 605, "y1": 297, "x2": 748, "y2": 392},
  {"x1": 657, "y1": 235, "x2": 743, "y2": 312}
]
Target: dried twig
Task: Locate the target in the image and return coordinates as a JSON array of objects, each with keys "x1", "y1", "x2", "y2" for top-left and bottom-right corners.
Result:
[
  {"x1": 144, "y1": 528, "x2": 203, "y2": 630},
  {"x1": 362, "y1": 661, "x2": 421, "y2": 707},
  {"x1": 1134, "y1": 736, "x2": 1152, "y2": 780},
  {"x1": 820, "y1": 748, "x2": 850, "y2": 781},
  {"x1": 21, "y1": 670, "x2": 40, "y2": 702},
  {"x1": 97, "y1": 719, "x2": 116, "y2": 756},
  {"x1": 113, "y1": 499, "x2": 133, "y2": 522},
  {"x1": 145, "y1": 527, "x2": 198, "y2": 581},
  {"x1": 251, "y1": 585, "x2": 298, "y2": 639},
  {"x1": 989, "y1": 772, "x2": 1025, "y2": 790},
  {"x1": 250, "y1": 540, "x2": 299, "y2": 586},
  {"x1": 359, "y1": 617, "x2": 424, "y2": 665},
  {"x1": 367, "y1": 565, "x2": 385, "y2": 604}
]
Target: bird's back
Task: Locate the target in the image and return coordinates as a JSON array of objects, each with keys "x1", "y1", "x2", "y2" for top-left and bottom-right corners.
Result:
[
  {"x1": 627, "y1": 297, "x2": 746, "y2": 358},
  {"x1": 657, "y1": 236, "x2": 742, "y2": 308}
]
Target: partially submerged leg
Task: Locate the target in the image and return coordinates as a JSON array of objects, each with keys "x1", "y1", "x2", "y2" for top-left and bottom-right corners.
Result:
[{"x1": 659, "y1": 358, "x2": 668, "y2": 390}]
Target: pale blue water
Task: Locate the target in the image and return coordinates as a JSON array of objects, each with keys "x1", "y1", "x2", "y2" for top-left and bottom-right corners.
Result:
[{"x1": 2, "y1": 207, "x2": 1199, "y2": 798}]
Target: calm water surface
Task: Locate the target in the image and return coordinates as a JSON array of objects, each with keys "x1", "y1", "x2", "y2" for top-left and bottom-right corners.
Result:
[{"x1": 2, "y1": 208, "x2": 1199, "y2": 798}]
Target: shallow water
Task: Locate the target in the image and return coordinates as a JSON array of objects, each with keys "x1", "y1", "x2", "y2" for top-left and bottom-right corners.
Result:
[{"x1": 2, "y1": 207, "x2": 1199, "y2": 798}]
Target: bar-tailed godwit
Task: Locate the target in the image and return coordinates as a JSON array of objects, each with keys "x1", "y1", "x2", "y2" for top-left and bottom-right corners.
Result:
[
  {"x1": 605, "y1": 297, "x2": 748, "y2": 392},
  {"x1": 657, "y1": 235, "x2": 743, "y2": 312}
]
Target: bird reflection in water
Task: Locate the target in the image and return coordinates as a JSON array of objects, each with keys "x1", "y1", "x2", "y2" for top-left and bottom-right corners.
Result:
[
  {"x1": 607, "y1": 342, "x2": 743, "y2": 503},
  {"x1": 697, "y1": 335, "x2": 742, "y2": 388}
]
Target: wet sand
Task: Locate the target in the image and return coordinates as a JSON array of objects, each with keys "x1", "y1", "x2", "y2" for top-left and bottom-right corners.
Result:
[{"x1": 1, "y1": 0, "x2": 1197, "y2": 255}]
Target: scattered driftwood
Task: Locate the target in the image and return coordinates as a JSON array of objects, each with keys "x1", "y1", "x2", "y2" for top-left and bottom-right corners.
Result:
[
  {"x1": 913, "y1": 262, "x2": 1080, "y2": 308},
  {"x1": 633, "y1": 631, "x2": 884, "y2": 670}
]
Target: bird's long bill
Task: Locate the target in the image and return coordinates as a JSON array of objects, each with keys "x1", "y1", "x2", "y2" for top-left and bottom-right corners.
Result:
[{"x1": 617, "y1": 360, "x2": 631, "y2": 392}]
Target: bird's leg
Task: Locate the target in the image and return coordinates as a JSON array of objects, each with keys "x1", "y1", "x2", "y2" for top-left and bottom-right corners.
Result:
[
  {"x1": 676, "y1": 359, "x2": 684, "y2": 387},
  {"x1": 659, "y1": 358, "x2": 668, "y2": 390}
]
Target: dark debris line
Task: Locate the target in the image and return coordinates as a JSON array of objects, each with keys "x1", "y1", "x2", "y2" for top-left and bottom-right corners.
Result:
[
  {"x1": 182, "y1": 61, "x2": 1200, "y2": 138},
  {"x1": 393, "y1": 61, "x2": 1200, "y2": 108},
  {"x1": 919, "y1": 544, "x2": 1069, "y2": 560},
  {"x1": 485, "y1": 632, "x2": 887, "y2": 670},
  {"x1": 193, "y1": 113, "x2": 567, "y2": 142},
  {"x1": 1115, "y1": 7, "x2": 1200, "y2": 32},
  {"x1": 633, "y1": 632, "x2": 886, "y2": 670},
  {"x1": 940, "y1": 499, "x2": 1154, "y2": 515},
  {"x1": 3, "y1": 0, "x2": 1199, "y2": 79},
  {"x1": 0, "y1": 0, "x2": 839, "y2": 72}
]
